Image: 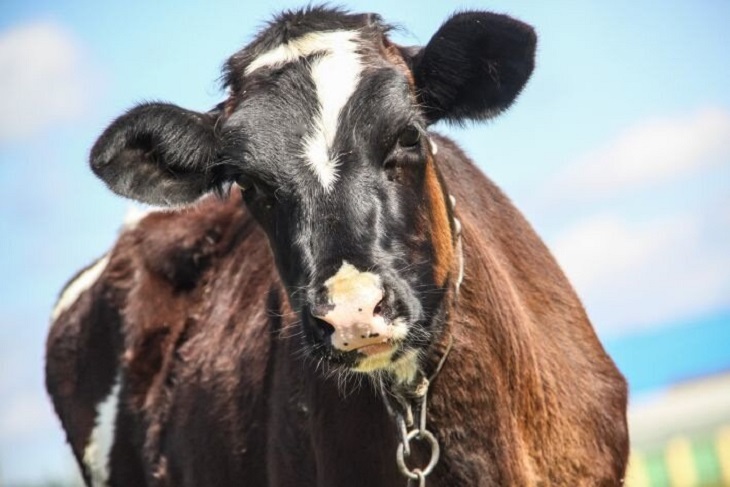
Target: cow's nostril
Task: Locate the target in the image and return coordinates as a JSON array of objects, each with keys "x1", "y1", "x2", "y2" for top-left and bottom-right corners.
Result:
[
  {"x1": 311, "y1": 316, "x2": 335, "y2": 340},
  {"x1": 373, "y1": 299, "x2": 384, "y2": 316}
]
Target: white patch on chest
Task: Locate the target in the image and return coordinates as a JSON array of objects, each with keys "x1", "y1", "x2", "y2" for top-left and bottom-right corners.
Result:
[
  {"x1": 51, "y1": 254, "x2": 110, "y2": 321},
  {"x1": 83, "y1": 373, "x2": 121, "y2": 487},
  {"x1": 246, "y1": 30, "x2": 363, "y2": 190}
]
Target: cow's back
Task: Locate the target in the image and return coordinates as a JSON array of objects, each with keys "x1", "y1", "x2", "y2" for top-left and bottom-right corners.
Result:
[{"x1": 48, "y1": 192, "x2": 281, "y2": 486}]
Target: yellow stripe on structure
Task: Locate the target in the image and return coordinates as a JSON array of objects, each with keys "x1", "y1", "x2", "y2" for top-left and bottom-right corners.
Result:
[
  {"x1": 665, "y1": 436, "x2": 698, "y2": 487},
  {"x1": 625, "y1": 452, "x2": 651, "y2": 487},
  {"x1": 717, "y1": 425, "x2": 730, "y2": 485}
]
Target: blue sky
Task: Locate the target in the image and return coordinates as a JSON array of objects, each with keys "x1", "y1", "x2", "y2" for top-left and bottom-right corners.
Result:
[{"x1": 1, "y1": 0, "x2": 729, "y2": 484}]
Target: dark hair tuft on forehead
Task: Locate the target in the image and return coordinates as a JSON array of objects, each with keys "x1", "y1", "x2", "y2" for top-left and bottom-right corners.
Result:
[{"x1": 221, "y1": 5, "x2": 392, "y2": 93}]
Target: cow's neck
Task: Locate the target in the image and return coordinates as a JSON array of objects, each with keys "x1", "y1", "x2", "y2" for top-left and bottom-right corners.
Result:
[
  {"x1": 376, "y1": 206, "x2": 462, "y2": 487},
  {"x1": 397, "y1": 182, "x2": 463, "y2": 389}
]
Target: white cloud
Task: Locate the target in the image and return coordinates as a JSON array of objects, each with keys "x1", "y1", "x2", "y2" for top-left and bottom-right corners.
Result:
[
  {"x1": 550, "y1": 108, "x2": 730, "y2": 199},
  {"x1": 0, "y1": 20, "x2": 97, "y2": 142},
  {"x1": 539, "y1": 107, "x2": 730, "y2": 334},
  {"x1": 550, "y1": 208, "x2": 730, "y2": 335}
]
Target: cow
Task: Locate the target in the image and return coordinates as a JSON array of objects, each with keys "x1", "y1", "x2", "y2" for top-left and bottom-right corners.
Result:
[{"x1": 46, "y1": 7, "x2": 629, "y2": 486}]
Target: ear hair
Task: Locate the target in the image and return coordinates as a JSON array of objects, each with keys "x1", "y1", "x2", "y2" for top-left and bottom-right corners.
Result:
[
  {"x1": 90, "y1": 103, "x2": 221, "y2": 206},
  {"x1": 409, "y1": 12, "x2": 537, "y2": 124}
]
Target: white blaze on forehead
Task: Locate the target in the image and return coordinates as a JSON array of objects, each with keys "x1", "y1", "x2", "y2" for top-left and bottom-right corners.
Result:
[
  {"x1": 246, "y1": 30, "x2": 363, "y2": 189},
  {"x1": 245, "y1": 30, "x2": 359, "y2": 75},
  {"x1": 51, "y1": 254, "x2": 110, "y2": 321},
  {"x1": 303, "y1": 31, "x2": 363, "y2": 190}
]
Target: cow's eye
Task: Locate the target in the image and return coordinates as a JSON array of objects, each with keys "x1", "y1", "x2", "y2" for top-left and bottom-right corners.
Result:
[
  {"x1": 235, "y1": 175, "x2": 253, "y2": 192},
  {"x1": 398, "y1": 124, "x2": 421, "y2": 148},
  {"x1": 239, "y1": 176, "x2": 276, "y2": 209}
]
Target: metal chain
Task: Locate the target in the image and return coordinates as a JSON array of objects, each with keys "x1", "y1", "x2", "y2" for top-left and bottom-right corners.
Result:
[
  {"x1": 407, "y1": 468, "x2": 426, "y2": 487},
  {"x1": 390, "y1": 334, "x2": 453, "y2": 486},
  {"x1": 396, "y1": 426, "x2": 440, "y2": 482},
  {"x1": 394, "y1": 198, "x2": 460, "y2": 486}
]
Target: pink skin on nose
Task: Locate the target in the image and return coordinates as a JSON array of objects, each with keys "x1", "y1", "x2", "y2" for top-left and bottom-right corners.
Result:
[{"x1": 318, "y1": 262, "x2": 394, "y2": 354}]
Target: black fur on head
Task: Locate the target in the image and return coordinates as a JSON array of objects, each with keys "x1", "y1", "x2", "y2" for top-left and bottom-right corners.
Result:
[
  {"x1": 90, "y1": 7, "x2": 536, "y2": 206},
  {"x1": 88, "y1": 6, "x2": 537, "y2": 373},
  {"x1": 407, "y1": 11, "x2": 537, "y2": 124},
  {"x1": 223, "y1": 6, "x2": 391, "y2": 95}
]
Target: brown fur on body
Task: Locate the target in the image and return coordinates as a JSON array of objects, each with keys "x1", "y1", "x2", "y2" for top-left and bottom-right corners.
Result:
[{"x1": 47, "y1": 133, "x2": 628, "y2": 486}]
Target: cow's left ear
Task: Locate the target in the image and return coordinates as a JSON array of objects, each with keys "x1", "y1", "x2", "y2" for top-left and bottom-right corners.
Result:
[
  {"x1": 90, "y1": 103, "x2": 223, "y2": 206},
  {"x1": 407, "y1": 12, "x2": 536, "y2": 124}
]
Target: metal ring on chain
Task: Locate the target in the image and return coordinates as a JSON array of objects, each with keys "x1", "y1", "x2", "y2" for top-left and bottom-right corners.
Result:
[
  {"x1": 396, "y1": 429, "x2": 440, "y2": 480},
  {"x1": 413, "y1": 469, "x2": 426, "y2": 487}
]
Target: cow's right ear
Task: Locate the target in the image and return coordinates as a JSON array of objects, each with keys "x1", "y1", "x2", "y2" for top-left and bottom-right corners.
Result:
[
  {"x1": 406, "y1": 12, "x2": 537, "y2": 125},
  {"x1": 90, "y1": 103, "x2": 221, "y2": 206}
]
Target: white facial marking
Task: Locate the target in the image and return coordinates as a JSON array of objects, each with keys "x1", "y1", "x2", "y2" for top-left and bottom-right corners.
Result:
[
  {"x1": 246, "y1": 30, "x2": 357, "y2": 75},
  {"x1": 83, "y1": 373, "x2": 121, "y2": 487},
  {"x1": 429, "y1": 137, "x2": 439, "y2": 155},
  {"x1": 246, "y1": 30, "x2": 364, "y2": 189},
  {"x1": 51, "y1": 255, "x2": 110, "y2": 321},
  {"x1": 323, "y1": 262, "x2": 416, "y2": 374},
  {"x1": 247, "y1": 31, "x2": 363, "y2": 189},
  {"x1": 302, "y1": 31, "x2": 363, "y2": 190}
]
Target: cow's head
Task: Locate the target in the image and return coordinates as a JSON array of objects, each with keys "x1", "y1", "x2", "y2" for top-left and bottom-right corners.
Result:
[{"x1": 90, "y1": 8, "x2": 535, "y2": 379}]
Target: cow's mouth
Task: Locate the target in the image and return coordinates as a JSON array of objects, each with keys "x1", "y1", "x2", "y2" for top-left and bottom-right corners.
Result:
[
  {"x1": 302, "y1": 307, "x2": 417, "y2": 373},
  {"x1": 351, "y1": 341, "x2": 398, "y2": 373},
  {"x1": 355, "y1": 342, "x2": 393, "y2": 357}
]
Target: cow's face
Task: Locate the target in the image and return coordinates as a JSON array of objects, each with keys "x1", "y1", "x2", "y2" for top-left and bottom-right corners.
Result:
[{"x1": 90, "y1": 8, "x2": 535, "y2": 378}]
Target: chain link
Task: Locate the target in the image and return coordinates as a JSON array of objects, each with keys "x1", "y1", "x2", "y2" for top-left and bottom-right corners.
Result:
[
  {"x1": 385, "y1": 334, "x2": 453, "y2": 487},
  {"x1": 396, "y1": 428, "x2": 440, "y2": 481},
  {"x1": 408, "y1": 469, "x2": 426, "y2": 487}
]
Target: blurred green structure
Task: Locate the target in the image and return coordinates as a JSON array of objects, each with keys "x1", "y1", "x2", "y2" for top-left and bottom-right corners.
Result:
[{"x1": 627, "y1": 373, "x2": 730, "y2": 486}]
